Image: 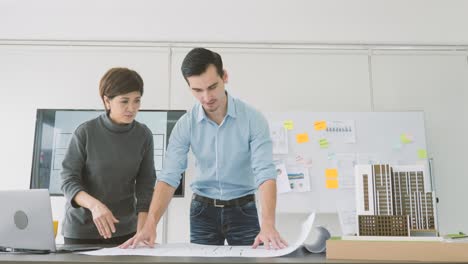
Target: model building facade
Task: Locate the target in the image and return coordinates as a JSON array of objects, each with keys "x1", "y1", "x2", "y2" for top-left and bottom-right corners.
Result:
[{"x1": 355, "y1": 164, "x2": 437, "y2": 236}]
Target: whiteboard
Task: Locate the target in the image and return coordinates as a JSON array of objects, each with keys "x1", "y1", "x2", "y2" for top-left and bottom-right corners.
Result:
[{"x1": 264, "y1": 111, "x2": 429, "y2": 213}]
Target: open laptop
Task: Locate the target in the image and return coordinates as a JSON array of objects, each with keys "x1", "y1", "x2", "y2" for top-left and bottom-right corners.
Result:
[{"x1": 0, "y1": 189, "x2": 101, "y2": 253}]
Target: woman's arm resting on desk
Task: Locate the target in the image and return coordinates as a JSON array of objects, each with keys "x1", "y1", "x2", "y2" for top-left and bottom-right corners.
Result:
[{"x1": 74, "y1": 191, "x2": 119, "y2": 239}]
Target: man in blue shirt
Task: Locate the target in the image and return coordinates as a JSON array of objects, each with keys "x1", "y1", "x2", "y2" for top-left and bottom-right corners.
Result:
[{"x1": 121, "y1": 48, "x2": 287, "y2": 249}]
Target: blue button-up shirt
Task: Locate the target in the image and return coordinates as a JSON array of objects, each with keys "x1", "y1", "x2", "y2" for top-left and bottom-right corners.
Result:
[{"x1": 158, "y1": 93, "x2": 276, "y2": 200}]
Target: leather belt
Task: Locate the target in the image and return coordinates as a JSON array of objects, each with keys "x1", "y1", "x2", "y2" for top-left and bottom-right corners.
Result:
[{"x1": 192, "y1": 194, "x2": 255, "y2": 208}]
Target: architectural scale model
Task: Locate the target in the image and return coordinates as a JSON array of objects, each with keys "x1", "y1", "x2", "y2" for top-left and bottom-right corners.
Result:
[{"x1": 355, "y1": 164, "x2": 437, "y2": 236}]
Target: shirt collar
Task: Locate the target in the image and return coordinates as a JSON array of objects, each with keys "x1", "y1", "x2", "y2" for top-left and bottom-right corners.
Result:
[{"x1": 196, "y1": 92, "x2": 237, "y2": 123}]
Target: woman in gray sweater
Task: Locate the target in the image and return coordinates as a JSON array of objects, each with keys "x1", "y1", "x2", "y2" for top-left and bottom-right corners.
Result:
[{"x1": 61, "y1": 68, "x2": 156, "y2": 244}]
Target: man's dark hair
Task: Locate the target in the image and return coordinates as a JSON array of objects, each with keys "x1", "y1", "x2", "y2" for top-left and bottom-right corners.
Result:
[{"x1": 181, "y1": 48, "x2": 224, "y2": 83}]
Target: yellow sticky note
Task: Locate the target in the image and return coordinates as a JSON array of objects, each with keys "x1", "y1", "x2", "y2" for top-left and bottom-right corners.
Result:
[
  {"x1": 326, "y1": 179, "x2": 338, "y2": 189},
  {"x1": 319, "y1": 138, "x2": 329, "y2": 148},
  {"x1": 418, "y1": 149, "x2": 427, "y2": 159},
  {"x1": 325, "y1": 168, "x2": 338, "y2": 179},
  {"x1": 296, "y1": 133, "x2": 309, "y2": 143},
  {"x1": 284, "y1": 120, "x2": 294, "y2": 130},
  {"x1": 400, "y1": 133, "x2": 413, "y2": 144},
  {"x1": 314, "y1": 120, "x2": 327, "y2": 131}
]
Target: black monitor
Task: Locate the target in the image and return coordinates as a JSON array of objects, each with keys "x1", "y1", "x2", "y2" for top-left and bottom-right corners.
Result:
[{"x1": 30, "y1": 109, "x2": 186, "y2": 197}]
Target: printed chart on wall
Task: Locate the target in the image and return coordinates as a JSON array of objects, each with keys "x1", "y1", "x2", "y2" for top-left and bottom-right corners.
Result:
[
  {"x1": 265, "y1": 112, "x2": 430, "y2": 234},
  {"x1": 30, "y1": 109, "x2": 186, "y2": 197}
]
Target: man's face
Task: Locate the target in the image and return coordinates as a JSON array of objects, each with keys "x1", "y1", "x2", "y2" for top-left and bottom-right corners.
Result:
[{"x1": 187, "y1": 64, "x2": 227, "y2": 113}]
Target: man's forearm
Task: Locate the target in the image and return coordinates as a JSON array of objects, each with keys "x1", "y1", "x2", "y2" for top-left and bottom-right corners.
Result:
[
  {"x1": 259, "y1": 179, "x2": 277, "y2": 227},
  {"x1": 137, "y1": 212, "x2": 148, "y2": 232},
  {"x1": 145, "y1": 181, "x2": 176, "y2": 227}
]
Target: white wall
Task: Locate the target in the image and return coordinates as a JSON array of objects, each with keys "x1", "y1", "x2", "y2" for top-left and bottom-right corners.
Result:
[{"x1": 1, "y1": 0, "x2": 468, "y2": 44}]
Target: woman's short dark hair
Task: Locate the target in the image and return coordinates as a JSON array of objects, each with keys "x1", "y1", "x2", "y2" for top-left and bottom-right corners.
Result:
[
  {"x1": 99, "y1": 67, "x2": 144, "y2": 110},
  {"x1": 181, "y1": 48, "x2": 224, "y2": 83}
]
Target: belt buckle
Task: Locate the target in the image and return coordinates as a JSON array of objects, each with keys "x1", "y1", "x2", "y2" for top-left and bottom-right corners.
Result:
[{"x1": 214, "y1": 199, "x2": 224, "y2": 208}]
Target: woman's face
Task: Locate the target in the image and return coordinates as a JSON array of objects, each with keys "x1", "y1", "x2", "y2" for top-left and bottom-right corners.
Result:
[{"x1": 104, "y1": 91, "x2": 142, "y2": 125}]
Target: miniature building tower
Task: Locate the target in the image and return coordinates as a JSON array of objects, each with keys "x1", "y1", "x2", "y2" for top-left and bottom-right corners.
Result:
[{"x1": 355, "y1": 164, "x2": 437, "y2": 236}]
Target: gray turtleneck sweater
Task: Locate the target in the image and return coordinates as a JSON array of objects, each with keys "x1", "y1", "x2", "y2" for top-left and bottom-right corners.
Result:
[{"x1": 61, "y1": 113, "x2": 156, "y2": 239}]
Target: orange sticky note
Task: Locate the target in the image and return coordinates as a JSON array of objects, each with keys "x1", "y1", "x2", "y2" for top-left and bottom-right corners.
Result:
[
  {"x1": 326, "y1": 179, "x2": 338, "y2": 189},
  {"x1": 325, "y1": 168, "x2": 338, "y2": 179},
  {"x1": 296, "y1": 133, "x2": 309, "y2": 143},
  {"x1": 314, "y1": 120, "x2": 327, "y2": 131}
]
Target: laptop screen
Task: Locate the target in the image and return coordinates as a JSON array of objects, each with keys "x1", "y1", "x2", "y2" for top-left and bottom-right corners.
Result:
[{"x1": 0, "y1": 189, "x2": 56, "y2": 252}]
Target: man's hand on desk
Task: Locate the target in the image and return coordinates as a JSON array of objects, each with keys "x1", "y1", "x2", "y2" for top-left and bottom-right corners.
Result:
[
  {"x1": 252, "y1": 225, "x2": 288, "y2": 250},
  {"x1": 119, "y1": 221, "x2": 157, "y2": 249}
]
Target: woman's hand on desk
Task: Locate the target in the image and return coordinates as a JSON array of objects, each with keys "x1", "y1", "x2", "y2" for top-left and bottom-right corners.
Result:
[
  {"x1": 119, "y1": 221, "x2": 156, "y2": 249},
  {"x1": 90, "y1": 201, "x2": 120, "y2": 239},
  {"x1": 73, "y1": 191, "x2": 120, "y2": 239}
]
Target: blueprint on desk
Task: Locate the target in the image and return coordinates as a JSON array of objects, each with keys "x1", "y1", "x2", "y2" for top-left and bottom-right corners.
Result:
[{"x1": 79, "y1": 213, "x2": 315, "y2": 257}]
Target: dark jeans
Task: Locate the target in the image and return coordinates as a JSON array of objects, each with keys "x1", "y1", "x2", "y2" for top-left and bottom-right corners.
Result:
[
  {"x1": 190, "y1": 199, "x2": 260, "y2": 245},
  {"x1": 64, "y1": 232, "x2": 135, "y2": 245}
]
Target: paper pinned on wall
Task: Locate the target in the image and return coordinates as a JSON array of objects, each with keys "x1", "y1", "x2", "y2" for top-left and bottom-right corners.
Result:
[
  {"x1": 314, "y1": 120, "x2": 327, "y2": 131},
  {"x1": 283, "y1": 120, "x2": 294, "y2": 130},
  {"x1": 296, "y1": 133, "x2": 309, "y2": 144},
  {"x1": 275, "y1": 163, "x2": 291, "y2": 194},
  {"x1": 294, "y1": 155, "x2": 313, "y2": 168},
  {"x1": 270, "y1": 122, "x2": 289, "y2": 154},
  {"x1": 287, "y1": 166, "x2": 311, "y2": 192},
  {"x1": 333, "y1": 153, "x2": 357, "y2": 189},
  {"x1": 338, "y1": 210, "x2": 357, "y2": 236},
  {"x1": 325, "y1": 120, "x2": 356, "y2": 143}
]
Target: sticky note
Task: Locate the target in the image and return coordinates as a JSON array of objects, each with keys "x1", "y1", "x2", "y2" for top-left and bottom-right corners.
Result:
[
  {"x1": 314, "y1": 120, "x2": 327, "y2": 131},
  {"x1": 400, "y1": 133, "x2": 413, "y2": 144},
  {"x1": 296, "y1": 133, "x2": 309, "y2": 143},
  {"x1": 326, "y1": 179, "x2": 338, "y2": 189},
  {"x1": 418, "y1": 149, "x2": 427, "y2": 159},
  {"x1": 284, "y1": 120, "x2": 294, "y2": 130},
  {"x1": 392, "y1": 143, "x2": 403, "y2": 150},
  {"x1": 319, "y1": 138, "x2": 329, "y2": 148},
  {"x1": 325, "y1": 168, "x2": 338, "y2": 179}
]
